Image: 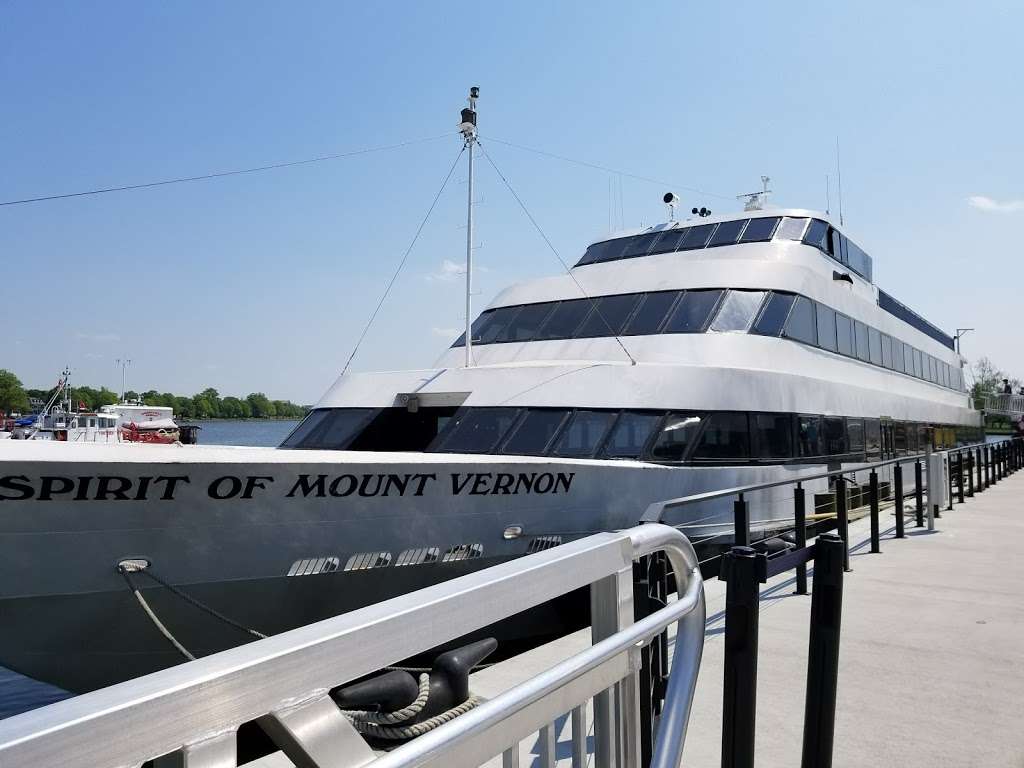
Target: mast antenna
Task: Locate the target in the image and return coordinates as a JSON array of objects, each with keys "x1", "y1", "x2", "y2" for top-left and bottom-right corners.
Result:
[
  {"x1": 825, "y1": 174, "x2": 831, "y2": 215},
  {"x1": 736, "y1": 175, "x2": 772, "y2": 211},
  {"x1": 116, "y1": 357, "x2": 131, "y2": 402},
  {"x1": 836, "y1": 137, "x2": 844, "y2": 225},
  {"x1": 458, "y1": 86, "x2": 479, "y2": 368}
]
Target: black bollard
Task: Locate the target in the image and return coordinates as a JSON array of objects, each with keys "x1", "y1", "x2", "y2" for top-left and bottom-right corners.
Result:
[
  {"x1": 734, "y1": 493, "x2": 750, "y2": 547},
  {"x1": 835, "y1": 476, "x2": 851, "y2": 572},
  {"x1": 794, "y1": 484, "x2": 808, "y2": 595},
  {"x1": 869, "y1": 471, "x2": 880, "y2": 553},
  {"x1": 721, "y1": 546, "x2": 760, "y2": 768},
  {"x1": 914, "y1": 462, "x2": 924, "y2": 527},
  {"x1": 894, "y1": 463, "x2": 905, "y2": 539},
  {"x1": 801, "y1": 534, "x2": 845, "y2": 768},
  {"x1": 977, "y1": 447, "x2": 984, "y2": 491},
  {"x1": 957, "y1": 452, "x2": 965, "y2": 504}
]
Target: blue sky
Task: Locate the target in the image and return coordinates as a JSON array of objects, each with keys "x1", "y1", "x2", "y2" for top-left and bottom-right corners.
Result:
[{"x1": 1, "y1": 0, "x2": 1021, "y2": 403}]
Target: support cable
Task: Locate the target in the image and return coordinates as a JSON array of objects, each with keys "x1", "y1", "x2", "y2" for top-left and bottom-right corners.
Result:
[
  {"x1": 339, "y1": 145, "x2": 466, "y2": 377},
  {"x1": 476, "y1": 139, "x2": 638, "y2": 366},
  {"x1": 479, "y1": 134, "x2": 734, "y2": 202},
  {"x1": 0, "y1": 133, "x2": 454, "y2": 207}
]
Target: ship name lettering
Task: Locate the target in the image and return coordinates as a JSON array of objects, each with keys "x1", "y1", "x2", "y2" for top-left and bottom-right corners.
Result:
[
  {"x1": 0, "y1": 474, "x2": 190, "y2": 501},
  {"x1": 208, "y1": 475, "x2": 275, "y2": 500},
  {"x1": 450, "y1": 472, "x2": 575, "y2": 495},
  {"x1": 286, "y1": 473, "x2": 438, "y2": 499}
]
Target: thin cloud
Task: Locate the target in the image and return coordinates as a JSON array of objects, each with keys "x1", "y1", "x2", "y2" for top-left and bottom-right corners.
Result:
[
  {"x1": 74, "y1": 331, "x2": 121, "y2": 343},
  {"x1": 967, "y1": 195, "x2": 1024, "y2": 213},
  {"x1": 425, "y1": 259, "x2": 465, "y2": 282}
]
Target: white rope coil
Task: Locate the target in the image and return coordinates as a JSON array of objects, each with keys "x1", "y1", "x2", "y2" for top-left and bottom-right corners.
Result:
[{"x1": 340, "y1": 673, "x2": 482, "y2": 740}]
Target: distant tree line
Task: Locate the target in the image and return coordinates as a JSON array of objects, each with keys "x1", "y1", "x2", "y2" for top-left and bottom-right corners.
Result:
[{"x1": 0, "y1": 369, "x2": 307, "y2": 420}]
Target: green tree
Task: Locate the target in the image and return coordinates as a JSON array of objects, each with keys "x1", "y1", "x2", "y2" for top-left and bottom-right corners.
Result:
[
  {"x1": 0, "y1": 370, "x2": 29, "y2": 415},
  {"x1": 246, "y1": 392, "x2": 275, "y2": 418},
  {"x1": 95, "y1": 387, "x2": 118, "y2": 407}
]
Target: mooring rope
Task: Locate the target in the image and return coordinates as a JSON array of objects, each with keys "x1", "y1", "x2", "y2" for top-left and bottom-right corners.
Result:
[
  {"x1": 118, "y1": 565, "x2": 195, "y2": 661},
  {"x1": 340, "y1": 674, "x2": 482, "y2": 740}
]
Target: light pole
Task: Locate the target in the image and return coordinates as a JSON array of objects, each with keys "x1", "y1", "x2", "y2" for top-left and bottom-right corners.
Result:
[
  {"x1": 954, "y1": 328, "x2": 974, "y2": 355},
  {"x1": 115, "y1": 358, "x2": 131, "y2": 402}
]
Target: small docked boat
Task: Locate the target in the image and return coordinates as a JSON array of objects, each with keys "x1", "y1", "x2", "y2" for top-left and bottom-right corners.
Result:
[{"x1": 99, "y1": 402, "x2": 181, "y2": 444}]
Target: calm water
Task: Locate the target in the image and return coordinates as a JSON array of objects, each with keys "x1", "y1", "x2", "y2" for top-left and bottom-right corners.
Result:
[
  {"x1": 0, "y1": 427, "x2": 1014, "y2": 719},
  {"x1": 0, "y1": 419, "x2": 298, "y2": 719}
]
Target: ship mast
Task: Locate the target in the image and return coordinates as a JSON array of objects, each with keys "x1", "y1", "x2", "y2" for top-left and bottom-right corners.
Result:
[{"x1": 459, "y1": 87, "x2": 479, "y2": 368}]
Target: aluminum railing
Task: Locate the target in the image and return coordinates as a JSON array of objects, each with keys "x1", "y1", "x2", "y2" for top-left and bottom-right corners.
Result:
[
  {"x1": 980, "y1": 392, "x2": 1024, "y2": 418},
  {"x1": 0, "y1": 524, "x2": 705, "y2": 768}
]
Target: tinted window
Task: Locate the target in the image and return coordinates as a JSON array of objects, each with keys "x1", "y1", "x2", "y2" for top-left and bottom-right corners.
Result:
[
  {"x1": 497, "y1": 302, "x2": 557, "y2": 342},
  {"x1": 846, "y1": 239, "x2": 872, "y2": 280},
  {"x1": 903, "y1": 342, "x2": 914, "y2": 375},
  {"x1": 650, "y1": 412, "x2": 704, "y2": 461},
  {"x1": 803, "y1": 219, "x2": 829, "y2": 250},
  {"x1": 893, "y1": 339, "x2": 906, "y2": 372},
  {"x1": 881, "y1": 334, "x2": 894, "y2": 369},
  {"x1": 678, "y1": 223, "x2": 716, "y2": 250},
  {"x1": 577, "y1": 240, "x2": 619, "y2": 266},
  {"x1": 752, "y1": 413, "x2": 794, "y2": 459},
  {"x1": 776, "y1": 217, "x2": 808, "y2": 240},
  {"x1": 536, "y1": 299, "x2": 592, "y2": 340},
  {"x1": 707, "y1": 219, "x2": 746, "y2": 247},
  {"x1": 452, "y1": 311, "x2": 493, "y2": 347},
  {"x1": 500, "y1": 409, "x2": 569, "y2": 455},
  {"x1": 854, "y1": 321, "x2": 870, "y2": 362},
  {"x1": 797, "y1": 415, "x2": 822, "y2": 457},
  {"x1": 602, "y1": 411, "x2": 661, "y2": 459},
  {"x1": 551, "y1": 410, "x2": 617, "y2": 457},
  {"x1": 739, "y1": 217, "x2": 780, "y2": 242},
  {"x1": 615, "y1": 233, "x2": 665, "y2": 260},
  {"x1": 836, "y1": 313, "x2": 854, "y2": 357},
  {"x1": 823, "y1": 417, "x2": 847, "y2": 455},
  {"x1": 649, "y1": 227, "x2": 690, "y2": 253},
  {"x1": 751, "y1": 292, "x2": 795, "y2": 336},
  {"x1": 893, "y1": 422, "x2": 908, "y2": 454},
  {"x1": 784, "y1": 296, "x2": 817, "y2": 345},
  {"x1": 869, "y1": 327, "x2": 883, "y2": 366},
  {"x1": 929, "y1": 356, "x2": 938, "y2": 383},
  {"x1": 281, "y1": 408, "x2": 375, "y2": 450},
  {"x1": 816, "y1": 304, "x2": 838, "y2": 352},
  {"x1": 913, "y1": 349, "x2": 923, "y2": 379},
  {"x1": 692, "y1": 413, "x2": 750, "y2": 460},
  {"x1": 575, "y1": 294, "x2": 642, "y2": 338},
  {"x1": 907, "y1": 423, "x2": 919, "y2": 452},
  {"x1": 847, "y1": 419, "x2": 865, "y2": 453},
  {"x1": 624, "y1": 291, "x2": 680, "y2": 335},
  {"x1": 478, "y1": 306, "x2": 522, "y2": 344},
  {"x1": 709, "y1": 290, "x2": 766, "y2": 332},
  {"x1": 865, "y1": 419, "x2": 881, "y2": 458},
  {"x1": 664, "y1": 290, "x2": 723, "y2": 333},
  {"x1": 434, "y1": 408, "x2": 520, "y2": 453}
]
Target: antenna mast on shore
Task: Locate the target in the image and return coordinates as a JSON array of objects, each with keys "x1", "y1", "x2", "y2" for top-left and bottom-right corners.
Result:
[
  {"x1": 116, "y1": 358, "x2": 131, "y2": 402},
  {"x1": 458, "y1": 87, "x2": 480, "y2": 368}
]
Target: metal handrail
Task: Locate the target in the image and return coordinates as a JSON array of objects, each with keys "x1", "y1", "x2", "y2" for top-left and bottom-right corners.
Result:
[
  {"x1": 0, "y1": 524, "x2": 705, "y2": 768},
  {"x1": 980, "y1": 392, "x2": 1024, "y2": 417},
  {"x1": 642, "y1": 437, "x2": 1021, "y2": 522}
]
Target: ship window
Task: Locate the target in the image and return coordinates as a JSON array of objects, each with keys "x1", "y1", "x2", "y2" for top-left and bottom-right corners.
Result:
[
  {"x1": 903, "y1": 342, "x2": 915, "y2": 375},
  {"x1": 930, "y1": 356, "x2": 938, "y2": 384},
  {"x1": 649, "y1": 412, "x2": 704, "y2": 462},
  {"x1": 751, "y1": 292, "x2": 795, "y2": 336},
  {"x1": 941, "y1": 362, "x2": 950, "y2": 388},
  {"x1": 752, "y1": 413, "x2": 794, "y2": 459},
  {"x1": 869, "y1": 327, "x2": 883, "y2": 366},
  {"x1": 536, "y1": 298, "x2": 593, "y2": 340},
  {"x1": 783, "y1": 296, "x2": 817, "y2": 345},
  {"x1": 913, "y1": 348, "x2": 924, "y2": 379},
  {"x1": 664, "y1": 289, "x2": 724, "y2": 333},
  {"x1": 846, "y1": 239, "x2": 872, "y2": 280},
  {"x1": 477, "y1": 306, "x2": 522, "y2": 345},
  {"x1": 816, "y1": 304, "x2": 838, "y2": 352},
  {"x1": 709, "y1": 290, "x2": 766, "y2": 332},
  {"x1": 907, "y1": 423, "x2": 919, "y2": 452},
  {"x1": 451, "y1": 311, "x2": 492, "y2": 347},
  {"x1": 739, "y1": 217, "x2": 780, "y2": 242},
  {"x1": 854, "y1": 321, "x2": 870, "y2": 362},
  {"x1": 575, "y1": 293, "x2": 643, "y2": 338},
  {"x1": 280, "y1": 408, "x2": 376, "y2": 450},
  {"x1": 776, "y1": 217, "x2": 809, "y2": 240},
  {"x1": 692, "y1": 413, "x2": 750, "y2": 460},
  {"x1": 651, "y1": 227, "x2": 690, "y2": 253},
  {"x1": 624, "y1": 290, "x2": 680, "y2": 335},
  {"x1": 893, "y1": 338, "x2": 906, "y2": 372},
  {"x1": 881, "y1": 334, "x2": 894, "y2": 369},
  {"x1": 677, "y1": 223, "x2": 716, "y2": 250},
  {"x1": 865, "y1": 419, "x2": 881, "y2": 458},
  {"x1": 500, "y1": 409, "x2": 570, "y2": 455},
  {"x1": 823, "y1": 417, "x2": 847, "y2": 455},
  {"x1": 551, "y1": 410, "x2": 618, "y2": 458},
  {"x1": 832, "y1": 231, "x2": 847, "y2": 264},
  {"x1": 802, "y1": 219, "x2": 829, "y2": 251},
  {"x1": 797, "y1": 415, "x2": 822, "y2": 457},
  {"x1": 847, "y1": 419, "x2": 865, "y2": 454},
  {"x1": 835, "y1": 313, "x2": 854, "y2": 357},
  {"x1": 602, "y1": 411, "x2": 661, "y2": 459},
  {"x1": 497, "y1": 302, "x2": 557, "y2": 342},
  {"x1": 613, "y1": 233, "x2": 666, "y2": 261},
  {"x1": 707, "y1": 219, "x2": 746, "y2": 247},
  {"x1": 578, "y1": 239, "x2": 620, "y2": 266},
  {"x1": 434, "y1": 408, "x2": 520, "y2": 453},
  {"x1": 893, "y1": 422, "x2": 908, "y2": 455}
]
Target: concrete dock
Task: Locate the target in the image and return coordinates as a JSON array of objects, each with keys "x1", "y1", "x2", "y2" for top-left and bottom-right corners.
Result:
[{"x1": 472, "y1": 471, "x2": 1024, "y2": 767}]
